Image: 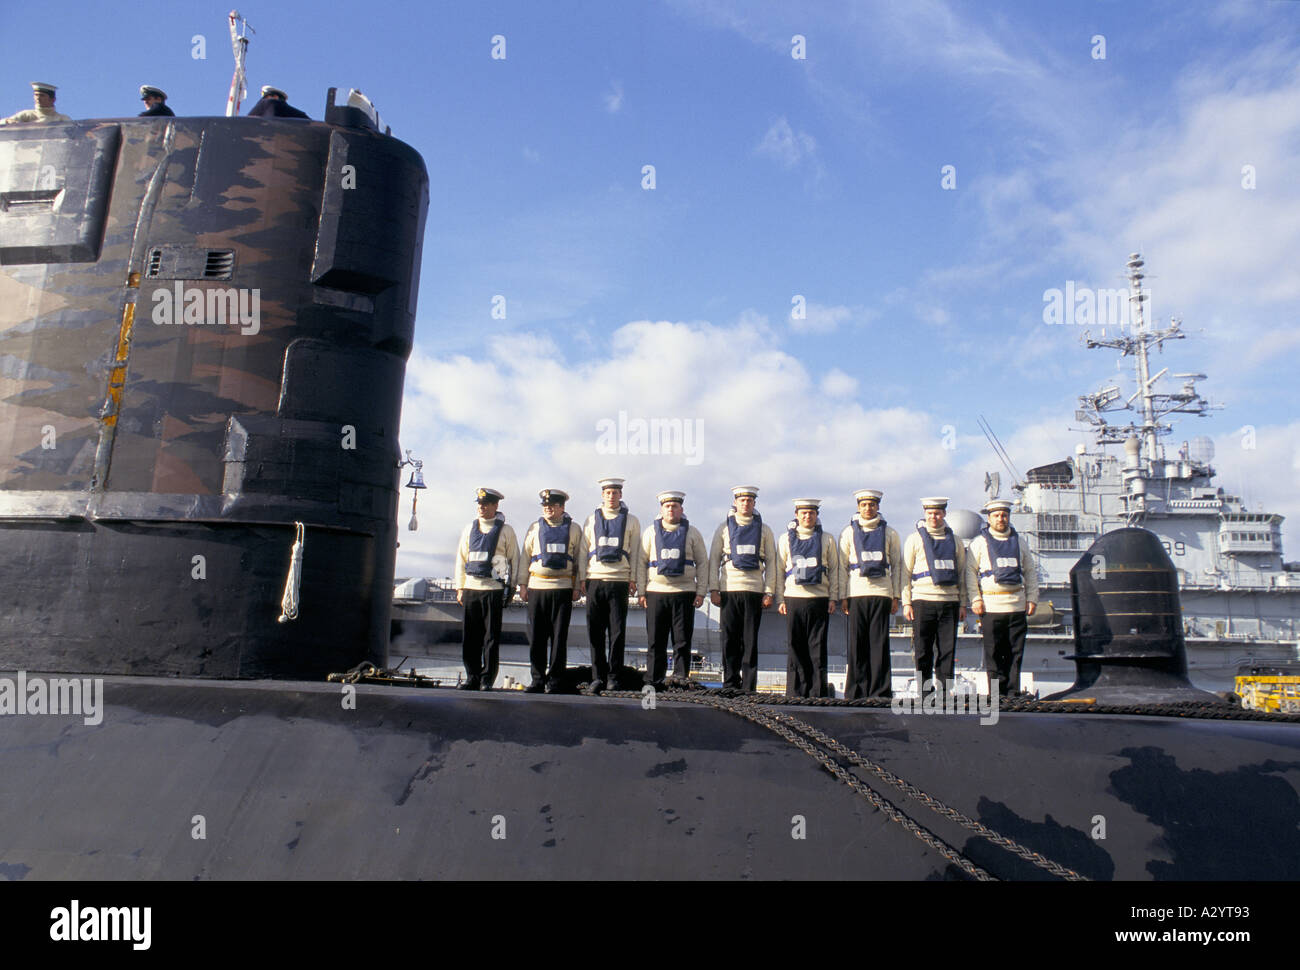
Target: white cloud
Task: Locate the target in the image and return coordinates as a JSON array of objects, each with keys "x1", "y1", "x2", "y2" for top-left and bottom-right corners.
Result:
[
  {"x1": 603, "y1": 80, "x2": 624, "y2": 113},
  {"x1": 790, "y1": 301, "x2": 852, "y2": 334},
  {"x1": 755, "y1": 117, "x2": 817, "y2": 170},
  {"x1": 821, "y1": 369, "x2": 858, "y2": 398},
  {"x1": 396, "y1": 316, "x2": 975, "y2": 576}
]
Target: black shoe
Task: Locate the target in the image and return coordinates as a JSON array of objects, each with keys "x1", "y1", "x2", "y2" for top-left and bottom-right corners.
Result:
[
  {"x1": 544, "y1": 682, "x2": 559, "y2": 694},
  {"x1": 458, "y1": 677, "x2": 480, "y2": 691},
  {"x1": 525, "y1": 682, "x2": 545, "y2": 693},
  {"x1": 478, "y1": 680, "x2": 493, "y2": 691}
]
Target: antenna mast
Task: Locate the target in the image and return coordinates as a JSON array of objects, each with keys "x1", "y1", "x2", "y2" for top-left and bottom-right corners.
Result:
[
  {"x1": 1076, "y1": 253, "x2": 1219, "y2": 465},
  {"x1": 225, "y1": 10, "x2": 255, "y2": 117}
]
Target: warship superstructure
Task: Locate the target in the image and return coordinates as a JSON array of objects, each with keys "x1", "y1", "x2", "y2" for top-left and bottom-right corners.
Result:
[{"x1": 997, "y1": 254, "x2": 1300, "y2": 646}]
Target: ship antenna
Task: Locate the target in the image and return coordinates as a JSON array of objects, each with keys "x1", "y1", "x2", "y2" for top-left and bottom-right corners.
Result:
[
  {"x1": 225, "y1": 10, "x2": 255, "y2": 117},
  {"x1": 1079, "y1": 254, "x2": 1219, "y2": 466},
  {"x1": 978, "y1": 415, "x2": 1023, "y2": 486}
]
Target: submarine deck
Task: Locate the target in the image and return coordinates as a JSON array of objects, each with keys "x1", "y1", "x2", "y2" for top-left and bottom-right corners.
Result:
[{"x1": 3, "y1": 676, "x2": 1299, "y2": 880}]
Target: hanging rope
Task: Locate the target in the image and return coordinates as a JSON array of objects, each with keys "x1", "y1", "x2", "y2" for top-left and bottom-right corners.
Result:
[{"x1": 277, "y1": 521, "x2": 305, "y2": 623}]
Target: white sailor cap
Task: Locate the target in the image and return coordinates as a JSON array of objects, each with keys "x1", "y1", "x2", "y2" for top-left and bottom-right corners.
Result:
[
  {"x1": 920, "y1": 496, "x2": 950, "y2": 509},
  {"x1": 31, "y1": 82, "x2": 57, "y2": 96},
  {"x1": 731, "y1": 485, "x2": 759, "y2": 498},
  {"x1": 854, "y1": 489, "x2": 883, "y2": 503},
  {"x1": 657, "y1": 490, "x2": 686, "y2": 505},
  {"x1": 139, "y1": 85, "x2": 167, "y2": 100},
  {"x1": 792, "y1": 498, "x2": 822, "y2": 511},
  {"x1": 597, "y1": 477, "x2": 625, "y2": 490},
  {"x1": 475, "y1": 487, "x2": 504, "y2": 504},
  {"x1": 539, "y1": 488, "x2": 569, "y2": 505},
  {"x1": 983, "y1": 499, "x2": 1013, "y2": 514},
  {"x1": 261, "y1": 85, "x2": 288, "y2": 99}
]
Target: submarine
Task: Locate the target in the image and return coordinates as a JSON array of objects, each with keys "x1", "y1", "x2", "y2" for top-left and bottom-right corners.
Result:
[{"x1": 1, "y1": 95, "x2": 1298, "y2": 889}]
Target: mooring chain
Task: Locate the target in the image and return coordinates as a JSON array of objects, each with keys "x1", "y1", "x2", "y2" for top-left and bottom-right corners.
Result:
[
  {"x1": 759, "y1": 706, "x2": 1088, "y2": 881},
  {"x1": 676, "y1": 691, "x2": 1087, "y2": 881},
  {"x1": 659, "y1": 690, "x2": 996, "y2": 881}
]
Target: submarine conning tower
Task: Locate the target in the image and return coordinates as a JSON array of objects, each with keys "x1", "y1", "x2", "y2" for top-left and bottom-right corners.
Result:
[
  {"x1": 0, "y1": 96, "x2": 430, "y2": 679},
  {"x1": 1047, "y1": 527, "x2": 1226, "y2": 704}
]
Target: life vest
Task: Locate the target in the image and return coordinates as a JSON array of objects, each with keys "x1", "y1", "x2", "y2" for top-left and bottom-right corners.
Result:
[
  {"x1": 465, "y1": 515, "x2": 504, "y2": 577},
  {"x1": 652, "y1": 518, "x2": 693, "y2": 577},
  {"x1": 531, "y1": 515, "x2": 573, "y2": 570},
  {"x1": 590, "y1": 505, "x2": 629, "y2": 563},
  {"x1": 979, "y1": 527, "x2": 1022, "y2": 585},
  {"x1": 851, "y1": 518, "x2": 889, "y2": 578},
  {"x1": 725, "y1": 512, "x2": 762, "y2": 571},
  {"x1": 915, "y1": 527, "x2": 958, "y2": 586},
  {"x1": 786, "y1": 522, "x2": 826, "y2": 586}
]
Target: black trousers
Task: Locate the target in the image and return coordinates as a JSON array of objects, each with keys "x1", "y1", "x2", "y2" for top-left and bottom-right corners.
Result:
[
  {"x1": 645, "y1": 591, "x2": 696, "y2": 684},
  {"x1": 461, "y1": 588, "x2": 504, "y2": 686},
  {"x1": 912, "y1": 599, "x2": 958, "y2": 689},
  {"x1": 526, "y1": 588, "x2": 573, "y2": 686},
  {"x1": 785, "y1": 597, "x2": 829, "y2": 698},
  {"x1": 846, "y1": 595, "x2": 892, "y2": 699},
  {"x1": 720, "y1": 590, "x2": 764, "y2": 690},
  {"x1": 981, "y1": 610, "x2": 1028, "y2": 695},
  {"x1": 586, "y1": 580, "x2": 630, "y2": 683}
]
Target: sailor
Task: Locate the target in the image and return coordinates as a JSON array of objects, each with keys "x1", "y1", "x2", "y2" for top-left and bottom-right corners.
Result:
[
  {"x1": 636, "y1": 491, "x2": 709, "y2": 688},
  {"x1": 519, "y1": 489, "x2": 587, "y2": 692},
  {"x1": 967, "y1": 499, "x2": 1038, "y2": 697},
  {"x1": 901, "y1": 497, "x2": 972, "y2": 695},
  {"x1": 775, "y1": 498, "x2": 840, "y2": 698},
  {"x1": 707, "y1": 485, "x2": 777, "y2": 690},
  {"x1": 138, "y1": 85, "x2": 174, "y2": 117},
  {"x1": 838, "y1": 489, "x2": 902, "y2": 699},
  {"x1": 581, "y1": 477, "x2": 641, "y2": 693},
  {"x1": 247, "y1": 85, "x2": 310, "y2": 119},
  {"x1": 454, "y1": 488, "x2": 519, "y2": 690},
  {"x1": 1, "y1": 82, "x2": 71, "y2": 125}
]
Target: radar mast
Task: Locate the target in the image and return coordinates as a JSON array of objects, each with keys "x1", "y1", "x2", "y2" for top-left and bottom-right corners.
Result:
[{"x1": 1076, "y1": 254, "x2": 1220, "y2": 471}]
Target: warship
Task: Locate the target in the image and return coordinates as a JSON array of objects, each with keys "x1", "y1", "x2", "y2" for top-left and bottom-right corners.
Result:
[
  {"x1": 0, "y1": 22, "x2": 1297, "y2": 888},
  {"x1": 999, "y1": 253, "x2": 1299, "y2": 646}
]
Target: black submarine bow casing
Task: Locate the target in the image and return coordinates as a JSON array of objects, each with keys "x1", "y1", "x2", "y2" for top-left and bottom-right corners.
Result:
[{"x1": 0, "y1": 112, "x2": 429, "y2": 678}]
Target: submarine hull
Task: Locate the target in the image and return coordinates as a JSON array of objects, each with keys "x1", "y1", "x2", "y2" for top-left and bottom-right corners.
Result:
[{"x1": 3, "y1": 677, "x2": 1298, "y2": 881}]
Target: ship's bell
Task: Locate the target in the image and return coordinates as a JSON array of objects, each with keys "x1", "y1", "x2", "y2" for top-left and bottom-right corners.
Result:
[{"x1": 404, "y1": 468, "x2": 427, "y2": 490}]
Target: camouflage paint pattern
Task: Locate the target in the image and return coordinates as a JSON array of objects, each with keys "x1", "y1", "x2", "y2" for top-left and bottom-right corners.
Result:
[{"x1": 0, "y1": 107, "x2": 428, "y2": 677}]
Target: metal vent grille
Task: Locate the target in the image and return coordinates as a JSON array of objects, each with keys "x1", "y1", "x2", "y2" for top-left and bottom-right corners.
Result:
[
  {"x1": 203, "y1": 250, "x2": 235, "y2": 279},
  {"x1": 145, "y1": 248, "x2": 163, "y2": 278}
]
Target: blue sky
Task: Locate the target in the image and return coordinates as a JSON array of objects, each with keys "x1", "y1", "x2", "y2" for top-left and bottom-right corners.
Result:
[{"x1": 11, "y1": 0, "x2": 1300, "y2": 576}]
